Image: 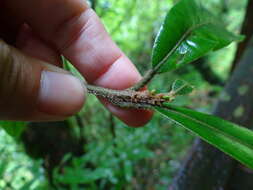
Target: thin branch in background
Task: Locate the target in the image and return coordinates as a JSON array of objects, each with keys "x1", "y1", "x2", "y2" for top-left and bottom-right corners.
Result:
[
  {"x1": 107, "y1": 113, "x2": 127, "y2": 190},
  {"x1": 75, "y1": 114, "x2": 86, "y2": 145},
  {"x1": 221, "y1": 0, "x2": 229, "y2": 14},
  {"x1": 109, "y1": 113, "x2": 116, "y2": 139}
]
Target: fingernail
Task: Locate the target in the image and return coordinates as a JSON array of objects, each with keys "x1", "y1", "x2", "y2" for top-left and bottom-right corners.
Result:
[{"x1": 38, "y1": 71, "x2": 86, "y2": 116}]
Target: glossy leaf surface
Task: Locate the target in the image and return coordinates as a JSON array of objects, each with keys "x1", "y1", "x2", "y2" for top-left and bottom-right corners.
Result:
[
  {"x1": 152, "y1": 0, "x2": 243, "y2": 73},
  {"x1": 156, "y1": 103, "x2": 253, "y2": 169}
]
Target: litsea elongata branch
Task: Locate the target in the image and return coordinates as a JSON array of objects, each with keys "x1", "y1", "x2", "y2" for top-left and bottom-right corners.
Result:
[{"x1": 86, "y1": 84, "x2": 173, "y2": 109}]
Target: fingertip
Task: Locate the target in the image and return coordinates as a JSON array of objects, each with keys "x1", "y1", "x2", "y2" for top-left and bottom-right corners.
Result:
[
  {"x1": 38, "y1": 71, "x2": 86, "y2": 117},
  {"x1": 101, "y1": 100, "x2": 153, "y2": 127},
  {"x1": 107, "y1": 104, "x2": 153, "y2": 127},
  {"x1": 122, "y1": 109, "x2": 153, "y2": 127}
]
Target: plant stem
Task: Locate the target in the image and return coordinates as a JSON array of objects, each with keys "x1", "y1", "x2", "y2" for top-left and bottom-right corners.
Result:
[
  {"x1": 86, "y1": 84, "x2": 173, "y2": 109},
  {"x1": 84, "y1": 33, "x2": 186, "y2": 107},
  {"x1": 131, "y1": 26, "x2": 196, "y2": 91},
  {"x1": 130, "y1": 69, "x2": 156, "y2": 91}
]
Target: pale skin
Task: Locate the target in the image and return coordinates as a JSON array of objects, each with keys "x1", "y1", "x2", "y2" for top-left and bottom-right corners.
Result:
[{"x1": 0, "y1": 0, "x2": 152, "y2": 127}]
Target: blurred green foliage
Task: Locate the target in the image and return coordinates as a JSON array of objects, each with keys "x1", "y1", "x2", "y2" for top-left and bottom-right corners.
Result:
[
  {"x1": 0, "y1": 0, "x2": 248, "y2": 189},
  {"x1": 0, "y1": 130, "x2": 49, "y2": 189}
]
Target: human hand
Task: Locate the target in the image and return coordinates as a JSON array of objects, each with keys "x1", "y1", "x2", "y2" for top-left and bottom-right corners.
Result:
[{"x1": 0, "y1": 0, "x2": 152, "y2": 126}]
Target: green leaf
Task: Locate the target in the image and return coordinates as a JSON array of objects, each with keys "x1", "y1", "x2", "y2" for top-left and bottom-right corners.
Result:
[
  {"x1": 62, "y1": 56, "x2": 85, "y2": 81},
  {"x1": 0, "y1": 121, "x2": 26, "y2": 138},
  {"x1": 0, "y1": 156, "x2": 8, "y2": 178},
  {"x1": 55, "y1": 167, "x2": 108, "y2": 184},
  {"x1": 171, "y1": 79, "x2": 194, "y2": 95},
  {"x1": 156, "y1": 103, "x2": 253, "y2": 169},
  {"x1": 152, "y1": 0, "x2": 244, "y2": 73}
]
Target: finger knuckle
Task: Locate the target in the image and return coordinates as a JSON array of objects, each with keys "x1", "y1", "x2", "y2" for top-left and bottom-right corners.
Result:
[{"x1": 0, "y1": 40, "x2": 21, "y2": 101}]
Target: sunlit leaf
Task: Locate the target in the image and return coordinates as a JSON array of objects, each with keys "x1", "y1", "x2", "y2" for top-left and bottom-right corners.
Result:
[
  {"x1": 156, "y1": 103, "x2": 253, "y2": 169},
  {"x1": 152, "y1": 0, "x2": 244, "y2": 73}
]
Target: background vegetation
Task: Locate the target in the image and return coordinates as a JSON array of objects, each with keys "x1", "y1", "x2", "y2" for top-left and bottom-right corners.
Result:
[{"x1": 0, "y1": 0, "x2": 249, "y2": 189}]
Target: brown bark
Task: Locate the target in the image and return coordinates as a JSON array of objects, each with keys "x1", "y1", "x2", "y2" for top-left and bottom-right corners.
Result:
[{"x1": 230, "y1": 0, "x2": 253, "y2": 72}]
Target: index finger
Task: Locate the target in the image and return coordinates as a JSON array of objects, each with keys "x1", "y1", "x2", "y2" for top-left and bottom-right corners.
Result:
[{"x1": 5, "y1": 0, "x2": 152, "y2": 126}]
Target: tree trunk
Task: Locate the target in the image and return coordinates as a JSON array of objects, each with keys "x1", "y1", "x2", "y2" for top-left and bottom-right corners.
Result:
[
  {"x1": 169, "y1": 38, "x2": 253, "y2": 190},
  {"x1": 230, "y1": 0, "x2": 253, "y2": 72}
]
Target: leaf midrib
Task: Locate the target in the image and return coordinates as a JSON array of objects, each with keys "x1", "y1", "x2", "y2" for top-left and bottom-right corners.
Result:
[
  {"x1": 154, "y1": 21, "x2": 212, "y2": 72},
  {"x1": 164, "y1": 108, "x2": 253, "y2": 149},
  {"x1": 172, "y1": 82, "x2": 189, "y2": 94},
  {"x1": 156, "y1": 107, "x2": 253, "y2": 169}
]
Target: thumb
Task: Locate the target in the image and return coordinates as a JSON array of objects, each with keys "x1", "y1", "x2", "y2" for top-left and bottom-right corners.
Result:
[{"x1": 0, "y1": 40, "x2": 85, "y2": 121}]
